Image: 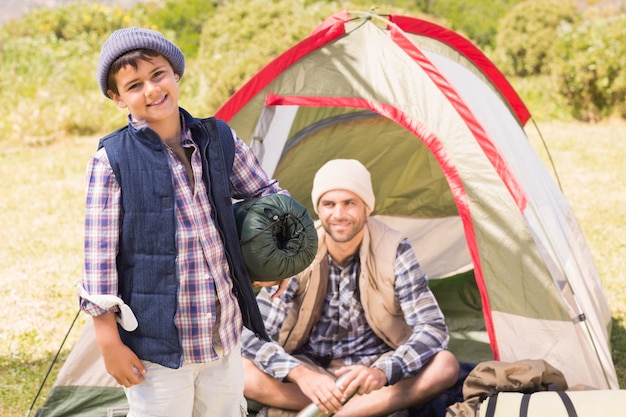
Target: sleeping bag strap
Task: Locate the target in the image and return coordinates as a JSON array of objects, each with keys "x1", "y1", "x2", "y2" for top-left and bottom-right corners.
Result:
[
  {"x1": 556, "y1": 392, "x2": 578, "y2": 417},
  {"x1": 517, "y1": 392, "x2": 578, "y2": 417},
  {"x1": 238, "y1": 212, "x2": 297, "y2": 246},
  {"x1": 519, "y1": 393, "x2": 531, "y2": 417},
  {"x1": 483, "y1": 394, "x2": 498, "y2": 417}
]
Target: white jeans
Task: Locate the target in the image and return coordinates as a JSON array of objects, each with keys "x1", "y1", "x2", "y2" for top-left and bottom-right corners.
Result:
[{"x1": 124, "y1": 344, "x2": 247, "y2": 417}]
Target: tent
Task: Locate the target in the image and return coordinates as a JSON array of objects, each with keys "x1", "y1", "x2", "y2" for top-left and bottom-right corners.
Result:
[
  {"x1": 213, "y1": 10, "x2": 618, "y2": 389},
  {"x1": 36, "y1": 9, "x2": 618, "y2": 417},
  {"x1": 34, "y1": 315, "x2": 129, "y2": 417}
]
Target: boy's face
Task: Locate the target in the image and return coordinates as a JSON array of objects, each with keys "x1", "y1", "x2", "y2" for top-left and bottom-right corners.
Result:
[{"x1": 108, "y1": 55, "x2": 180, "y2": 125}]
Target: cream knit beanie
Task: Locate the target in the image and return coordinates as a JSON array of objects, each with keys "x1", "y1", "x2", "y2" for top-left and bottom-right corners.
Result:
[{"x1": 311, "y1": 159, "x2": 375, "y2": 213}]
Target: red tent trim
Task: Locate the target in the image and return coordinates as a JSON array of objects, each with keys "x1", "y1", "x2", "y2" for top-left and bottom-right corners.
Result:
[
  {"x1": 215, "y1": 12, "x2": 348, "y2": 121},
  {"x1": 387, "y1": 14, "x2": 531, "y2": 126},
  {"x1": 388, "y1": 22, "x2": 528, "y2": 213}
]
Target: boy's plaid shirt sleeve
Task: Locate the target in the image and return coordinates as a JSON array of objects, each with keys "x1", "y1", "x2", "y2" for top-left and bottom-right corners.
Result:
[{"x1": 80, "y1": 148, "x2": 121, "y2": 316}]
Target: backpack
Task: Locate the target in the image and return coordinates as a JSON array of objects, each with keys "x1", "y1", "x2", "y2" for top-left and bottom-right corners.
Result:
[{"x1": 446, "y1": 359, "x2": 569, "y2": 417}]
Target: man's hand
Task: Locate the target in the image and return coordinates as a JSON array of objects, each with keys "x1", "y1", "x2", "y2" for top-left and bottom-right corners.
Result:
[
  {"x1": 335, "y1": 365, "x2": 388, "y2": 396},
  {"x1": 287, "y1": 365, "x2": 347, "y2": 414},
  {"x1": 252, "y1": 278, "x2": 290, "y2": 299}
]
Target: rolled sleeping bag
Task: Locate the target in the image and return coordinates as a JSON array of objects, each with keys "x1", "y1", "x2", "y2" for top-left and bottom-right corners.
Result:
[{"x1": 233, "y1": 193, "x2": 318, "y2": 282}]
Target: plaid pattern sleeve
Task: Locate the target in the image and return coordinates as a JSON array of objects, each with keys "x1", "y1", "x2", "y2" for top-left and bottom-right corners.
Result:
[
  {"x1": 371, "y1": 239, "x2": 450, "y2": 385},
  {"x1": 229, "y1": 132, "x2": 287, "y2": 199},
  {"x1": 241, "y1": 277, "x2": 304, "y2": 380},
  {"x1": 80, "y1": 148, "x2": 121, "y2": 316}
]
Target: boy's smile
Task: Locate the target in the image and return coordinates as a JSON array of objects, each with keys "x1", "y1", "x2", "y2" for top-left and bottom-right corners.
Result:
[{"x1": 108, "y1": 55, "x2": 180, "y2": 130}]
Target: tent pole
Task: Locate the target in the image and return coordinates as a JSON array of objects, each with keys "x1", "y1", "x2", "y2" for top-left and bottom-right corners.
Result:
[
  {"x1": 25, "y1": 309, "x2": 82, "y2": 417},
  {"x1": 530, "y1": 118, "x2": 563, "y2": 191}
]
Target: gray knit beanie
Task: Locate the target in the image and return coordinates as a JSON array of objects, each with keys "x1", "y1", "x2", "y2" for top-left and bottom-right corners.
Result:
[
  {"x1": 96, "y1": 27, "x2": 185, "y2": 98},
  {"x1": 311, "y1": 159, "x2": 375, "y2": 213}
]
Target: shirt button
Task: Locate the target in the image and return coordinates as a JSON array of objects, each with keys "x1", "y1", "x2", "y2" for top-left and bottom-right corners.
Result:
[{"x1": 204, "y1": 274, "x2": 210, "y2": 280}]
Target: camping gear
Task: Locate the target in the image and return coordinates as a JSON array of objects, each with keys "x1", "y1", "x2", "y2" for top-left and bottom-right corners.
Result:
[
  {"x1": 446, "y1": 359, "x2": 626, "y2": 416},
  {"x1": 214, "y1": 9, "x2": 617, "y2": 389},
  {"x1": 36, "y1": 9, "x2": 618, "y2": 416},
  {"x1": 233, "y1": 193, "x2": 318, "y2": 282},
  {"x1": 477, "y1": 391, "x2": 626, "y2": 417},
  {"x1": 446, "y1": 359, "x2": 569, "y2": 416}
]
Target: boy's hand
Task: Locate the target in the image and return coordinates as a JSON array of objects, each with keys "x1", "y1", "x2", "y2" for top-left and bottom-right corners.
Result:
[
  {"x1": 93, "y1": 312, "x2": 146, "y2": 387},
  {"x1": 101, "y1": 341, "x2": 147, "y2": 387}
]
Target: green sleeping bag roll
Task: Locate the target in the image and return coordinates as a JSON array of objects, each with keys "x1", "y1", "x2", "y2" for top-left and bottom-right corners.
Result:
[{"x1": 233, "y1": 193, "x2": 318, "y2": 282}]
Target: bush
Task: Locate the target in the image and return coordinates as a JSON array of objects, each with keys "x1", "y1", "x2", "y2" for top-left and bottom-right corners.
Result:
[
  {"x1": 549, "y1": 15, "x2": 626, "y2": 122},
  {"x1": 423, "y1": 0, "x2": 523, "y2": 49},
  {"x1": 0, "y1": 3, "x2": 152, "y2": 143},
  {"x1": 142, "y1": 0, "x2": 218, "y2": 58},
  {"x1": 1, "y1": 2, "x2": 148, "y2": 42},
  {"x1": 189, "y1": 0, "x2": 335, "y2": 114},
  {"x1": 0, "y1": 33, "x2": 115, "y2": 141},
  {"x1": 493, "y1": 0, "x2": 579, "y2": 77},
  {"x1": 510, "y1": 75, "x2": 572, "y2": 122},
  {"x1": 188, "y1": 0, "x2": 430, "y2": 115}
]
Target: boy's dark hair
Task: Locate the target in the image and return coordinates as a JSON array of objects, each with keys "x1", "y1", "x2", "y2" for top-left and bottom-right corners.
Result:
[{"x1": 106, "y1": 49, "x2": 168, "y2": 96}]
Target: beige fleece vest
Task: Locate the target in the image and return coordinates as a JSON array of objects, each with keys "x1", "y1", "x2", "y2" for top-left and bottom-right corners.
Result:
[{"x1": 278, "y1": 217, "x2": 412, "y2": 353}]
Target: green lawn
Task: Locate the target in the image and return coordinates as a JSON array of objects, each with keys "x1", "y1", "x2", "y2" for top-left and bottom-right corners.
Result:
[{"x1": 0, "y1": 118, "x2": 624, "y2": 416}]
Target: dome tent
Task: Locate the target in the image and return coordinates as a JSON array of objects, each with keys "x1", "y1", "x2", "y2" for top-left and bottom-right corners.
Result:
[{"x1": 216, "y1": 10, "x2": 617, "y2": 390}]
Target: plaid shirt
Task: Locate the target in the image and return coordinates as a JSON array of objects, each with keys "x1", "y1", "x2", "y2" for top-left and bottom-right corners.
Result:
[
  {"x1": 242, "y1": 239, "x2": 449, "y2": 384},
  {"x1": 81, "y1": 115, "x2": 284, "y2": 363}
]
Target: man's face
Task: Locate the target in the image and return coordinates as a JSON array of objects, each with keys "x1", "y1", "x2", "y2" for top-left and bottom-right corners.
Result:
[
  {"x1": 108, "y1": 55, "x2": 180, "y2": 126},
  {"x1": 317, "y1": 189, "x2": 369, "y2": 244}
]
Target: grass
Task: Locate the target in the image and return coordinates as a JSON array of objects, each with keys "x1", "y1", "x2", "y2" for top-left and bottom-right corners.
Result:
[
  {"x1": 0, "y1": 137, "x2": 95, "y2": 416},
  {"x1": 0, "y1": 118, "x2": 624, "y2": 416}
]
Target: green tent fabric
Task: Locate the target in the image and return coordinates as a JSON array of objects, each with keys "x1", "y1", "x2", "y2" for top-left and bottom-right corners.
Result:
[
  {"x1": 429, "y1": 271, "x2": 490, "y2": 364},
  {"x1": 36, "y1": 386, "x2": 128, "y2": 417},
  {"x1": 36, "y1": 316, "x2": 129, "y2": 417}
]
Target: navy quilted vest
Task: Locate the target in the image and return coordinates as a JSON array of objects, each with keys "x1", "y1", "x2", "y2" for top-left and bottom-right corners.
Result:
[{"x1": 99, "y1": 109, "x2": 269, "y2": 368}]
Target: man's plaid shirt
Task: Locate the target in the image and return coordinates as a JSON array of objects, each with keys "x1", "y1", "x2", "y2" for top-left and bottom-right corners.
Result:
[{"x1": 242, "y1": 239, "x2": 449, "y2": 385}]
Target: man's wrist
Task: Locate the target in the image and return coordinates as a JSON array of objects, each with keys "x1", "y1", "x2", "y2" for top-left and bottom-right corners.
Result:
[
  {"x1": 285, "y1": 363, "x2": 310, "y2": 383},
  {"x1": 371, "y1": 364, "x2": 391, "y2": 386}
]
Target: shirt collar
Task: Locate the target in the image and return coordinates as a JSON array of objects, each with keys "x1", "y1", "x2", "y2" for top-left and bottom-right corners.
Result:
[
  {"x1": 327, "y1": 253, "x2": 359, "y2": 270},
  {"x1": 127, "y1": 112, "x2": 193, "y2": 146}
]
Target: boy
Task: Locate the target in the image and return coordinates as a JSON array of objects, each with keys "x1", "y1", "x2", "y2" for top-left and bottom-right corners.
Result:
[{"x1": 79, "y1": 27, "x2": 286, "y2": 417}]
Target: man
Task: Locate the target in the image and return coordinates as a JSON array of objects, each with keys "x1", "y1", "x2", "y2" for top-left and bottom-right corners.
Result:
[{"x1": 242, "y1": 159, "x2": 459, "y2": 417}]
